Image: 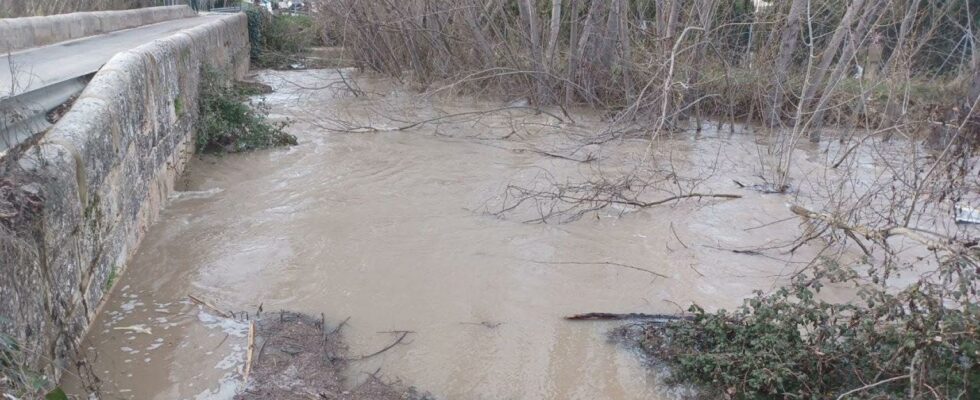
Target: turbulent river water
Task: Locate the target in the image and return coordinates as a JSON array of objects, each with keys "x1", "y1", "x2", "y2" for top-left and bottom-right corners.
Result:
[{"x1": 65, "y1": 69, "x2": 852, "y2": 399}]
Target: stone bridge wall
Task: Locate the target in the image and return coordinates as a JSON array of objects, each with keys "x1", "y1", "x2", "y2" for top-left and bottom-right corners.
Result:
[
  {"x1": 0, "y1": 12, "x2": 249, "y2": 380},
  {"x1": 0, "y1": 6, "x2": 196, "y2": 53}
]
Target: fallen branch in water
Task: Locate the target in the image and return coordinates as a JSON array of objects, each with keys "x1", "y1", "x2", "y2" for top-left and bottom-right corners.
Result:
[
  {"x1": 459, "y1": 321, "x2": 503, "y2": 329},
  {"x1": 565, "y1": 313, "x2": 691, "y2": 322},
  {"x1": 526, "y1": 259, "x2": 668, "y2": 278},
  {"x1": 317, "y1": 106, "x2": 564, "y2": 133},
  {"x1": 631, "y1": 193, "x2": 742, "y2": 207},
  {"x1": 188, "y1": 294, "x2": 232, "y2": 319},
  {"x1": 496, "y1": 173, "x2": 742, "y2": 224},
  {"x1": 112, "y1": 325, "x2": 152, "y2": 335},
  {"x1": 347, "y1": 331, "x2": 413, "y2": 361},
  {"x1": 331, "y1": 316, "x2": 351, "y2": 335},
  {"x1": 669, "y1": 222, "x2": 689, "y2": 249},
  {"x1": 788, "y1": 204, "x2": 977, "y2": 266},
  {"x1": 525, "y1": 192, "x2": 743, "y2": 209},
  {"x1": 522, "y1": 148, "x2": 596, "y2": 163}
]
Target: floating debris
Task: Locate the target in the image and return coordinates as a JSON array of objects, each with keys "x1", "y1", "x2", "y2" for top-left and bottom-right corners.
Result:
[
  {"x1": 733, "y1": 179, "x2": 790, "y2": 194},
  {"x1": 955, "y1": 204, "x2": 980, "y2": 224},
  {"x1": 236, "y1": 312, "x2": 430, "y2": 400},
  {"x1": 113, "y1": 325, "x2": 152, "y2": 335}
]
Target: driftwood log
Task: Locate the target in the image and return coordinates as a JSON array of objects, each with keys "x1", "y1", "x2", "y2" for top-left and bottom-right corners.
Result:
[{"x1": 564, "y1": 313, "x2": 691, "y2": 322}]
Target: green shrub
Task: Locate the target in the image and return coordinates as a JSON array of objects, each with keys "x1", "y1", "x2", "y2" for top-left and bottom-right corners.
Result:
[
  {"x1": 634, "y1": 256, "x2": 979, "y2": 399},
  {"x1": 195, "y1": 68, "x2": 296, "y2": 153},
  {"x1": 246, "y1": 6, "x2": 265, "y2": 62}
]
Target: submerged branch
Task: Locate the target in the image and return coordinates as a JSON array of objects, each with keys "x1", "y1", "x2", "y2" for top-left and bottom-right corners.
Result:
[
  {"x1": 347, "y1": 331, "x2": 413, "y2": 361},
  {"x1": 320, "y1": 106, "x2": 564, "y2": 133},
  {"x1": 526, "y1": 259, "x2": 668, "y2": 278},
  {"x1": 565, "y1": 313, "x2": 690, "y2": 322}
]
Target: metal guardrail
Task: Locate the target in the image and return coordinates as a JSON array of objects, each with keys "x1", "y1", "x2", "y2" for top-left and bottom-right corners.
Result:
[
  {"x1": 197, "y1": 1, "x2": 309, "y2": 14},
  {"x1": 0, "y1": 1, "x2": 252, "y2": 155},
  {"x1": 197, "y1": 0, "x2": 243, "y2": 13},
  {"x1": 1, "y1": 75, "x2": 91, "y2": 155},
  {"x1": 157, "y1": 0, "x2": 243, "y2": 13},
  {"x1": 1, "y1": 3, "x2": 241, "y2": 155},
  {"x1": 211, "y1": 5, "x2": 243, "y2": 13}
]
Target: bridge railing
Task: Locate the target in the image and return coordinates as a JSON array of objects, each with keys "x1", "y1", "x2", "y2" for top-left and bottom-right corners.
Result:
[
  {"x1": 209, "y1": 0, "x2": 244, "y2": 13},
  {"x1": 156, "y1": 0, "x2": 243, "y2": 13}
]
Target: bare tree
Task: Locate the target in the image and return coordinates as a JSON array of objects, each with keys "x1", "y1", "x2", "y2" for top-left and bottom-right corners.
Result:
[
  {"x1": 545, "y1": 0, "x2": 563, "y2": 68},
  {"x1": 518, "y1": 0, "x2": 546, "y2": 103},
  {"x1": 797, "y1": 0, "x2": 869, "y2": 141},
  {"x1": 767, "y1": 0, "x2": 805, "y2": 128}
]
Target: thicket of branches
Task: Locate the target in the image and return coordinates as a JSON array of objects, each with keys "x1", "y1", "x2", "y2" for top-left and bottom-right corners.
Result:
[
  {"x1": 318, "y1": 0, "x2": 979, "y2": 135},
  {"x1": 315, "y1": 0, "x2": 980, "y2": 195},
  {"x1": 314, "y1": 1, "x2": 980, "y2": 398}
]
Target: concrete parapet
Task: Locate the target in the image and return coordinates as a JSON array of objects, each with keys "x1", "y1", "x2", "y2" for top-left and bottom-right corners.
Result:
[
  {"x1": 0, "y1": 12, "x2": 248, "y2": 382},
  {"x1": 0, "y1": 6, "x2": 196, "y2": 54}
]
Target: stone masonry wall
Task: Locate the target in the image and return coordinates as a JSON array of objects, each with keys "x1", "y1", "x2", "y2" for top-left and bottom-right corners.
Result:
[
  {"x1": 0, "y1": 12, "x2": 249, "y2": 381},
  {"x1": 0, "y1": 6, "x2": 196, "y2": 53}
]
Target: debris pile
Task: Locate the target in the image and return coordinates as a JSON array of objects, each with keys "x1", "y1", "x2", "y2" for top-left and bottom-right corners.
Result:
[{"x1": 236, "y1": 312, "x2": 431, "y2": 400}]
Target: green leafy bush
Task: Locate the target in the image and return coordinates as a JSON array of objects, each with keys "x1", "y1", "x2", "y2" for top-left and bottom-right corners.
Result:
[
  {"x1": 634, "y1": 256, "x2": 979, "y2": 399},
  {"x1": 246, "y1": 7, "x2": 265, "y2": 62},
  {"x1": 195, "y1": 68, "x2": 296, "y2": 153}
]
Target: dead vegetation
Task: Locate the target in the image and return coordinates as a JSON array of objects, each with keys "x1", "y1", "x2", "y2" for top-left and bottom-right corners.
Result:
[
  {"x1": 315, "y1": 0, "x2": 980, "y2": 185},
  {"x1": 236, "y1": 312, "x2": 431, "y2": 400},
  {"x1": 494, "y1": 172, "x2": 740, "y2": 223},
  {"x1": 307, "y1": 1, "x2": 980, "y2": 397}
]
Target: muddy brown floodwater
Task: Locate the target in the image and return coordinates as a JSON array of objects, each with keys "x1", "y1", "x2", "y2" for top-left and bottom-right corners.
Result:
[{"x1": 65, "y1": 69, "x2": 851, "y2": 399}]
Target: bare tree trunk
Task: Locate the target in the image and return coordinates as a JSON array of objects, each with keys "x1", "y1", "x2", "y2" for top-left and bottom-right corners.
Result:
[
  {"x1": 656, "y1": 0, "x2": 680, "y2": 52},
  {"x1": 465, "y1": 0, "x2": 495, "y2": 68},
  {"x1": 966, "y1": 66, "x2": 980, "y2": 143},
  {"x1": 741, "y1": 0, "x2": 757, "y2": 68},
  {"x1": 808, "y1": 0, "x2": 887, "y2": 140},
  {"x1": 518, "y1": 0, "x2": 545, "y2": 103},
  {"x1": 654, "y1": 0, "x2": 667, "y2": 36},
  {"x1": 574, "y1": 0, "x2": 606, "y2": 104},
  {"x1": 963, "y1": 2, "x2": 980, "y2": 118},
  {"x1": 687, "y1": 0, "x2": 718, "y2": 126},
  {"x1": 601, "y1": 0, "x2": 622, "y2": 69},
  {"x1": 881, "y1": 0, "x2": 922, "y2": 73},
  {"x1": 545, "y1": 0, "x2": 563, "y2": 67},
  {"x1": 767, "y1": 0, "x2": 806, "y2": 128},
  {"x1": 565, "y1": 0, "x2": 582, "y2": 104},
  {"x1": 616, "y1": 0, "x2": 633, "y2": 104},
  {"x1": 878, "y1": 0, "x2": 923, "y2": 133},
  {"x1": 799, "y1": 0, "x2": 867, "y2": 141}
]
